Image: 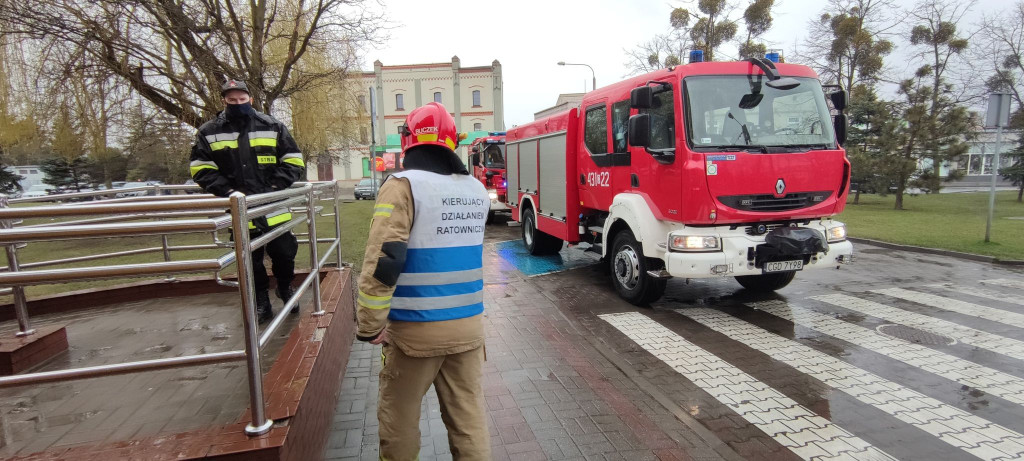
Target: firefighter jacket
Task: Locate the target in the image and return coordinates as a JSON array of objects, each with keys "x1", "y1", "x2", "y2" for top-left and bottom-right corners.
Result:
[
  {"x1": 189, "y1": 110, "x2": 305, "y2": 200},
  {"x1": 357, "y1": 171, "x2": 490, "y2": 357}
]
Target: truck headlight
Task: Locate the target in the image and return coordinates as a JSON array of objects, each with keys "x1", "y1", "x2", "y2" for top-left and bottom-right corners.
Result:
[
  {"x1": 669, "y1": 235, "x2": 721, "y2": 252},
  {"x1": 487, "y1": 189, "x2": 498, "y2": 200},
  {"x1": 827, "y1": 225, "x2": 847, "y2": 242}
]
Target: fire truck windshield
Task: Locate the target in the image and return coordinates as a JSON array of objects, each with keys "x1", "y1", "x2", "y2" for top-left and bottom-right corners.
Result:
[
  {"x1": 483, "y1": 144, "x2": 505, "y2": 168},
  {"x1": 684, "y1": 76, "x2": 836, "y2": 151}
]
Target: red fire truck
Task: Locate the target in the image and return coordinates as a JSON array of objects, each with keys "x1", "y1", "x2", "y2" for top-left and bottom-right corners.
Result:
[
  {"x1": 468, "y1": 132, "x2": 508, "y2": 222},
  {"x1": 506, "y1": 57, "x2": 854, "y2": 305}
]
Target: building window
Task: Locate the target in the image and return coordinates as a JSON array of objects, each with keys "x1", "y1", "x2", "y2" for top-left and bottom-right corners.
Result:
[
  {"x1": 472, "y1": 90, "x2": 481, "y2": 107},
  {"x1": 360, "y1": 127, "x2": 368, "y2": 144},
  {"x1": 584, "y1": 104, "x2": 608, "y2": 155},
  {"x1": 396, "y1": 93, "x2": 404, "y2": 111},
  {"x1": 434, "y1": 92, "x2": 442, "y2": 103},
  {"x1": 30, "y1": 169, "x2": 37, "y2": 174},
  {"x1": 474, "y1": 122, "x2": 482, "y2": 131},
  {"x1": 18, "y1": 169, "x2": 28, "y2": 174}
]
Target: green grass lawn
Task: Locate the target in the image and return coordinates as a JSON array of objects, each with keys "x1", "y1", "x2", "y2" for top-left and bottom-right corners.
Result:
[
  {"x1": 0, "y1": 200, "x2": 375, "y2": 302},
  {"x1": 838, "y1": 191, "x2": 1024, "y2": 261}
]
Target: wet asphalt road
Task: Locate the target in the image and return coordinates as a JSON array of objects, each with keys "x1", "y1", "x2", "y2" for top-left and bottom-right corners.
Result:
[{"x1": 487, "y1": 219, "x2": 1024, "y2": 460}]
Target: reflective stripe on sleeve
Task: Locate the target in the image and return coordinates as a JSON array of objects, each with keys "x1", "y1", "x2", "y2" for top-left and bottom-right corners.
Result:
[
  {"x1": 250, "y1": 131, "x2": 278, "y2": 139},
  {"x1": 373, "y1": 204, "x2": 394, "y2": 218},
  {"x1": 281, "y1": 153, "x2": 304, "y2": 167},
  {"x1": 189, "y1": 160, "x2": 219, "y2": 177},
  {"x1": 266, "y1": 212, "x2": 291, "y2": 227},
  {"x1": 358, "y1": 290, "x2": 392, "y2": 310}
]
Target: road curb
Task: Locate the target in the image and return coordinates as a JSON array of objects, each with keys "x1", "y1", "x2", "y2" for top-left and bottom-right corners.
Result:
[{"x1": 849, "y1": 237, "x2": 1024, "y2": 266}]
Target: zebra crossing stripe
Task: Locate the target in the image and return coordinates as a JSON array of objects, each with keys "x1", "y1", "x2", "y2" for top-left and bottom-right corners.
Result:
[
  {"x1": 599, "y1": 312, "x2": 895, "y2": 461},
  {"x1": 874, "y1": 288, "x2": 1024, "y2": 329},
  {"x1": 749, "y1": 300, "x2": 1024, "y2": 406},
  {"x1": 983, "y1": 279, "x2": 1024, "y2": 290},
  {"x1": 927, "y1": 283, "x2": 1024, "y2": 307},
  {"x1": 814, "y1": 294, "x2": 1024, "y2": 363},
  {"x1": 677, "y1": 308, "x2": 1024, "y2": 461}
]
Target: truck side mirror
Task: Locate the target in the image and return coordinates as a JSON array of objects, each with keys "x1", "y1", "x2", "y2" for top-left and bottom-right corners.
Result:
[
  {"x1": 630, "y1": 86, "x2": 652, "y2": 109},
  {"x1": 628, "y1": 114, "x2": 651, "y2": 147},
  {"x1": 830, "y1": 89, "x2": 848, "y2": 112},
  {"x1": 485, "y1": 171, "x2": 496, "y2": 178},
  {"x1": 834, "y1": 113, "x2": 848, "y2": 146}
]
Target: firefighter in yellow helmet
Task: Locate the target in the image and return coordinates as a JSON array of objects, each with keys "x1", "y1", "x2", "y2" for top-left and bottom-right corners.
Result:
[{"x1": 356, "y1": 102, "x2": 490, "y2": 460}]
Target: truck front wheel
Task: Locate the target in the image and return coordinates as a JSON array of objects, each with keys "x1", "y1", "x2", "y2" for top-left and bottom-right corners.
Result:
[
  {"x1": 522, "y1": 208, "x2": 563, "y2": 255},
  {"x1": 610, "y1": 230, "x2": 666, "y2": 306},
  {"x1": 734, "y1": 272, "x2": 796, "y2": 292}
]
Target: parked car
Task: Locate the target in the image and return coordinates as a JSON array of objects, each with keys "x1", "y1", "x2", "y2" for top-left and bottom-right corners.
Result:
[
  {"x1": 114, "y1": 181, "x2": 154, "y2": 198},
  {"x1": 20, "y1": 184, "x2": 54, "y2": 198},
  {"x1": 353, "y1": 178, "x2": 380, "y2": 200}
]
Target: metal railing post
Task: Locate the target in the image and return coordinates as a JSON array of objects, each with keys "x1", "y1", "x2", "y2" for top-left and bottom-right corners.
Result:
[
  {"x1": 160, "y1": 219, "x2": 177, "y2": 283},
  {"x1": 307, "y1": 186, "x2": 324, "y2": 316},
  {"x1": 230, "y1": 192, "x2": 273, "y2": 436},
  {"x1": 333, "y1": 181, "x2": 343, "y2": 268},
  {"x1": 0, "y1": 195, "x2": 34, "y2": 337}
]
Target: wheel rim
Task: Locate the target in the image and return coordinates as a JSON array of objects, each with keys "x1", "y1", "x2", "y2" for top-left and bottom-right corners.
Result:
[
  {"x1": 614, "y1": 244, "x2": 641, "y2": 290},
  {"x1": 524, "y1": 214, "x2": 534, "y2": 246}
]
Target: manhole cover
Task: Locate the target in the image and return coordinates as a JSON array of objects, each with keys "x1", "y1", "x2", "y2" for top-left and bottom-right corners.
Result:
[{"x1": 877, "y1": 324, "x2": 955, "y2": 346}]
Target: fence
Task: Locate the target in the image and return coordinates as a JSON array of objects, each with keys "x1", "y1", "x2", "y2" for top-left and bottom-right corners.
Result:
[{"x1": 0, "y1": 181, "x2": 345, "y2": 436}]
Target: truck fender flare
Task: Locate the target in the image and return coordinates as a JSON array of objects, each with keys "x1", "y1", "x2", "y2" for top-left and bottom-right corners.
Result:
[
  {"x1": 518, "y1": 194, "x2": 536, "y2": 214},
  {"x1": 602, "y1": 193, "x2": 679, "y2": 259}
]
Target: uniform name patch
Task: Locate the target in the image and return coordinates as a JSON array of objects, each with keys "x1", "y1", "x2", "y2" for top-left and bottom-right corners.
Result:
[{"x1": 257, "y1": 155, "x2": 277, "y2": 164}]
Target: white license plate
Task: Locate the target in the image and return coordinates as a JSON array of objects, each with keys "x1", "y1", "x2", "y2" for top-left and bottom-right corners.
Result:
[{"x1": 764, "y1": 260, "x2": 803, "y2": 273}]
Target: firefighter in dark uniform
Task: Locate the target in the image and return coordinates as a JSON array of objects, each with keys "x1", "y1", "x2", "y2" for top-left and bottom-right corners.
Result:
[{"x1": 189, "y1": 79, "x2": 305, "y2": 323}]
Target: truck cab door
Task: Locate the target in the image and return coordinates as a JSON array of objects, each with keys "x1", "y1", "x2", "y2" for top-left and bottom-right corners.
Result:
[
  {"x1": 579, "y1": 101, "x2": 629, "y2": 209},
  {"x1": 629, "y1": 83, "x2": 683, "y2": 221}
]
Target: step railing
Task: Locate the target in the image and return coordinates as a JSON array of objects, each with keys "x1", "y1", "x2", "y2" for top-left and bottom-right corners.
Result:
[{"x1": 0, "y1": 181, "x2": 346, "y2": 436}]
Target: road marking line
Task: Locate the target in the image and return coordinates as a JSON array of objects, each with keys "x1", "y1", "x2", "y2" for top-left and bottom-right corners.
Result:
[
  {"x1": 599, "y1": 312, "x2": 895, "y2": 461},
  {"x1": 874, "y1": 288, "x2": 1024, "y2": 329},
  {"x1": 927, "y1": 284, "x2": 1024, "y2": 307},
  {"x1": 983, "y1": 279, "x2": 1024, "y2": 290},
  {"x1": 676, "y1": 308, "x2": 1024, "y2": 461},
  {"x1": 814, "y1": 294, "x2": 1024, "y2": 363},
  {"x1": 749, "y1": 300, "x2": 1024, "y2": 406}
]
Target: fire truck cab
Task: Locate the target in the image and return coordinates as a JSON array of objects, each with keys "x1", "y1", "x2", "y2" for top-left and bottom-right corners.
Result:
[
  {"x1": 506, "y1": 57, "x2": 854, "y2": 305},
  {"x1": 468, "y1": 132, "x2": 509, "y2": 222}
]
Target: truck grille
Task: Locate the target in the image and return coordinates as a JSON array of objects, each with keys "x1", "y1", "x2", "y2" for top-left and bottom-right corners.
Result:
[{"x1": 717, "y1": 191, "x2": 833, "y2": 212}]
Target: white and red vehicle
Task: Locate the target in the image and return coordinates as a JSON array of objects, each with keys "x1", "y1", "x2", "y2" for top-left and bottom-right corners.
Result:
[
  {"x1": 468, "y1": 132, "x2": 508, "y2": 222},
  {"x1": 506, "y1": 57, "x2": 854, "y2": 305}
]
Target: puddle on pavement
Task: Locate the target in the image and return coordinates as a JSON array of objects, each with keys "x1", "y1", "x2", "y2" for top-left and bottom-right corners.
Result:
[{"x1": 494, "y1": 240, "x2": 597, "y2": 277}]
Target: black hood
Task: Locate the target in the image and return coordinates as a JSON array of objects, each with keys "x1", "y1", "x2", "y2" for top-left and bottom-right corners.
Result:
[{"x1": 401, "y1": 145, "x2": 469, "y2": 175}]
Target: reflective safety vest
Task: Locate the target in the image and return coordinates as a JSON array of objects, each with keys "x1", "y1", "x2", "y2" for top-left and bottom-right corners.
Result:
[
  {"x1": 389, "y1": 170, "x2": 489, "y2": 322},
  {"x1": 248, "y1": 209, "x2": 292, "y2": 230}
]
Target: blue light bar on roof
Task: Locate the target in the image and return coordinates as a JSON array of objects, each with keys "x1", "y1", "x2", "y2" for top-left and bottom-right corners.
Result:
[
  {"x1": 488, "y1": 131, "x2": 506, "y2": 136},
  {"x1": 689, "y1": 50, "x2": 704, "y2": 63}
]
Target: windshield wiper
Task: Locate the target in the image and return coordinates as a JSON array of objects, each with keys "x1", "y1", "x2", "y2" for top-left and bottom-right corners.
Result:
[
  {"x1": 700, "y1": 144, "x2": 769, "y2": 153},
  {"x1": 767, "y1": 143, "x2": 832, "y2": 151},
  {"x1": 726, "y1": 112, "x2": 752, "y2": 145}
]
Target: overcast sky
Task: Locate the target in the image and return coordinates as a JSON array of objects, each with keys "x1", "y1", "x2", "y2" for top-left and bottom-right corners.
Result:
[{"x1": 361, "y1": 0, "x2": 1009, "y2": 128}]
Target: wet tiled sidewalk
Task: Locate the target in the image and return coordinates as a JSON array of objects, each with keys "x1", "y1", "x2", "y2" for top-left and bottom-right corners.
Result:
[{"x1": 325, "y1": 234, "x2": 733, "y2": 461}]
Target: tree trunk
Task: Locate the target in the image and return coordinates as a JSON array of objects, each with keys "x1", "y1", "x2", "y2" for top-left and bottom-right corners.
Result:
[
  {"x1": 1018, "y1": 185, "x2": 1023, "y2": 203},
  {"x1": 894, "y1": 189, "x2": 904, "y2": 210},
  {"x1": 854, "y1": 188, "x2": 861, "y2": 204}
]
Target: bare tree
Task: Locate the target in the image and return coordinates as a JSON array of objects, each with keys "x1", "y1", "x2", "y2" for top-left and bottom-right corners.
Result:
[
  {"x1": 623, "y1": 34, "x2": 691, "y2": 76},
  {"x1": 0, "y1": 0, "x2": 383, "y2": 128},
  {"x1": 795, "y1": 0, "x2": 900, "y2": 90},
  {"x1": 980, "y1": 2, "x2": 1024, "y2": 125}
]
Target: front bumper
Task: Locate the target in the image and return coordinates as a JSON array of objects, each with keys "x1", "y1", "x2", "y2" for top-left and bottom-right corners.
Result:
[{"x1": 663, "y1": 220, "x2": 854, "y2": 279}]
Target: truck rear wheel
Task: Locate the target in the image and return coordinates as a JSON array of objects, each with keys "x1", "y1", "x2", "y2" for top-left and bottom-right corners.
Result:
[
  {"x1": 610, "y1": 230, "x2": 666, "y2": 306},
  {"x1": 522, "y1": 207, "x2": 563, "y2": 255},
  {"x1": 734, "y1": 271, "x2": 796, "y2": 292}
]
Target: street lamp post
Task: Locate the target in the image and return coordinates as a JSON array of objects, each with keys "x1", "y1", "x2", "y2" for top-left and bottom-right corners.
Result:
[
  {"x1": 984, "y1": 93, "x2": 1011, "y2": 243},
  {"x1": 557, "y1": 61, "x2": 596, "y2": 92}
]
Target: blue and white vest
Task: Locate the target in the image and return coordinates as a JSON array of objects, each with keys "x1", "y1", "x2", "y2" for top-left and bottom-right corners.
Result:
[{"x1": 389, "y1": 170, "x2": 489, "y2": 322}]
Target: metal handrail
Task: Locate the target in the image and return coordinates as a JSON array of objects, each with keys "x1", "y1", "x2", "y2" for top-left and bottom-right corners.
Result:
[{"x1": 0, "y1": 180, "x2": 347, "y2": 436}]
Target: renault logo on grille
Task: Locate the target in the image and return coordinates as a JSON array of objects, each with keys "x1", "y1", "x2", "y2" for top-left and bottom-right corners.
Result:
[{"x1": 775, "y1": 178, "x2": 786, "y2": 196}]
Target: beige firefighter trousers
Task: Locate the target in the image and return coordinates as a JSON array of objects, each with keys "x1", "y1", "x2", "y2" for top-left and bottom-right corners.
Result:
[{"x1": 378, "y1": 343, "x2": 490, "y2": 460}]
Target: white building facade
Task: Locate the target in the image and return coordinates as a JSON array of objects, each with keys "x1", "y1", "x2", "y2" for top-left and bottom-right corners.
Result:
[{"x1": 308, "y1": 57, "x2": 504, "y2": 181}]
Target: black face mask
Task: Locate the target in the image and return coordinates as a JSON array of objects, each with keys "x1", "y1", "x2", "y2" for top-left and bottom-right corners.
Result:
[{"x1": 225, "y1": 102, "x2": 254, "y2": 119}]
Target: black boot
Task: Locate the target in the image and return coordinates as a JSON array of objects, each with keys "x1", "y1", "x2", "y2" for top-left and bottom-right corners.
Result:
[
  {"x1": 256, "y1": 291, "x2": 274, "y2": 324},
  {"x1": 277, "y1": 283, "x2": 299, "y2": 314}
]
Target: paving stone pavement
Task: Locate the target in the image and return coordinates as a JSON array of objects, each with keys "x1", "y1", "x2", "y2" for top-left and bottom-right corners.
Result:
[{"x1": 327, "y1": 223, "x2": 1024, "y2": 461}]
